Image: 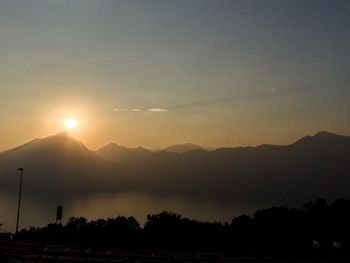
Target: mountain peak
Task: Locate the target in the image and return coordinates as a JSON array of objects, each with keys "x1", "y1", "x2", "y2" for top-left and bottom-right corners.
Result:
[
  {"x1": 53, "y1": 131, "x2": 70, "y2": 138},
  {"x1": 103, "y1": 143, "x2": 127, "y2": 150},
  {"x1": 44, "y1": 132, "x2": 80, "y2": 145},
  {"x1": 313, "y1": 131, "x2": 338, "y2": 138},
  {"x1": 163, "y1": 143, "x2": 203, "y2": 153},
  {"x1": 97, "y1": 143, "x2": 152, "y2": 163},
  {"x1": 292, "y1": 131, "x2": 350, "y2": 146}
]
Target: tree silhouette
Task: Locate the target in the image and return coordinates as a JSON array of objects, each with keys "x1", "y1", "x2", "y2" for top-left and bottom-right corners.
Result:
[{"x1": 17, "y1": 198, "x2": 350, "y2": 255}]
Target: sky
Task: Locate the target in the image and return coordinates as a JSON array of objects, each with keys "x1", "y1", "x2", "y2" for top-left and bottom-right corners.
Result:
[{"x1": 0, "y1": 0, "x2": 349, "y2": 151}]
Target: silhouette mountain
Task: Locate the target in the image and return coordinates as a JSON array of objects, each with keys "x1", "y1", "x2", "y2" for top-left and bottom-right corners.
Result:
[
  {"x1": 96, "y1": 143, "x2": 152, "y2": 164},
  {"x1": 0, "y1": 132, "x2": 119, "y2": 198},
  {"x1": 162, "y1": 143, "x2": 203, "y2": 153},
  {"x1": 119, "y1": 131, "x2": 350, "y2": 204},
  {"x1": 292, "y1": 131, "x2": 350, "y2": 147},
  {"x1": 1, "y1": 131, "x2": 350, "y2": 205}
]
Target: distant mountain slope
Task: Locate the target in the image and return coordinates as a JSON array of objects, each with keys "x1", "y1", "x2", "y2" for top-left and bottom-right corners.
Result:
[
  {"x1": 162, "y1": 143, "x2": 203, "y2": 153},
  {"x1": 123, "y1": 131, "x2": 350, "y2": 203},
  {"x1": 0, "y1": 132, "x2": 119, "y2": 198},
  {"x1": 1, "y1": 131, "x2": 350, "y2": 205},
  {"x1": 96, "y1": 143, "x2": 153, "y2": 164}
]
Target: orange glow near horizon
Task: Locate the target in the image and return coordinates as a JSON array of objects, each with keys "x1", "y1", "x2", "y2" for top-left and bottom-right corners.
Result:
[{"x1": 38, "y1": 105, "x2": 98, "y2": 146}]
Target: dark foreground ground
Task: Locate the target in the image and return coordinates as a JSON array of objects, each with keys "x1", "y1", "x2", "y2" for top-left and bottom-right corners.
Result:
[
  {"x1": 1, "y1": 242, "x2": 350, "y2": 263},
  {"x1": 6, "y1": 199, "x2": 350, "y2": 262}
]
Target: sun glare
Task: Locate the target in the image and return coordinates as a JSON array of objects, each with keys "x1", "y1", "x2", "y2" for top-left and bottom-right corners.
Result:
[{"x1": 65, "y1": 118, "x2": 77, "y2": 129}]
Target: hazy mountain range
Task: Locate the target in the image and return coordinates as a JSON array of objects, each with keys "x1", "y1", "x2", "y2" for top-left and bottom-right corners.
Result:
[
  {"x1": 1, "y1": 131, "x2": 350, "y2": 206},
  {"x1": 96, "y1": 142, "x2": 203, "y2": 163}
]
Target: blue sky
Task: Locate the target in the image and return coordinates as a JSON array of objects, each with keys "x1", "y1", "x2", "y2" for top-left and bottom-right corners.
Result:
[{"x1": 0, "y1": 0, "x2": 349, "y2": 150}]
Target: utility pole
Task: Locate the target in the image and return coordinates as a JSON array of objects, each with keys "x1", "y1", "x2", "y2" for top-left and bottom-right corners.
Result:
[{"x1": 16, "y1": 168, "x2": 24, "y2": 236}]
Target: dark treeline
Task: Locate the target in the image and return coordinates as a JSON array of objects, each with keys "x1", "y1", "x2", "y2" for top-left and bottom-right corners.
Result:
[{"x1": 18, "y1": 198, "x2": 350, "y2": 254}]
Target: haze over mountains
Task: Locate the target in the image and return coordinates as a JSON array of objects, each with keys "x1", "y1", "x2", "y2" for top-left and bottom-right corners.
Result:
[
  {"x1": 96, "y1": 143, "x2": 203, "y2": 164},
  {"x1": 162, "y1": 143, "x2": 203, "y2": 154},
  {"x1": 1, "y1": 131, "x2": 350, "y2": 206},
  {"x1": 0, "y1": 132, "x2": 120, "y2": 198}
]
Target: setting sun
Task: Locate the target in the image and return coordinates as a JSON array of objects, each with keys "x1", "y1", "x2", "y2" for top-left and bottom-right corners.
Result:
[{"x1": 65, "y1": 118, "x2": 77, "y2": 129}]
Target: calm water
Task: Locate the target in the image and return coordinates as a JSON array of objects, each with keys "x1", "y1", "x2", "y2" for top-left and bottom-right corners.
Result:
[{"x1": 0, "y1": 192, "x2": 257, "y2": 232}]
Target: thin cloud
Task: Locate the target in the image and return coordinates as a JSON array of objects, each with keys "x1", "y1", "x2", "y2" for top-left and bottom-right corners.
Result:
[
  {"x1": 149, "y1": 108, "x2": 168, "y2": 112},
  {"x1": 112, "y1": 108, "x2": 169, "y2": 113},
  {"x1": 164, "y1": 88, "x2": 298, "y2": 111}
]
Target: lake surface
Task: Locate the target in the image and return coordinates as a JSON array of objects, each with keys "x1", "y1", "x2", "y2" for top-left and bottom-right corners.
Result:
[{"x1": 0, "y1": 192, "x2": 259, "y2": 232}]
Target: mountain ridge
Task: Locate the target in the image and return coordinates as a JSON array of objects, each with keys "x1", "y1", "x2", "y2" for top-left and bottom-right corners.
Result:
[
  {"x1": 162, "y1": 143, "x2": 204, "y2": 153},
  {"x1": 1, "y1": 130, "x2": 348, "y2": 156},
  {"x1": 1, "y1": 131, "x2": 350, "y2": 205},
  {"x1": 96, "y1": 143, "x2": 152, "y2": 164}
]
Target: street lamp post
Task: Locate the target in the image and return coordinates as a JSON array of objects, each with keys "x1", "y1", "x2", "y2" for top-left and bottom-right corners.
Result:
[{"x1": 16, "y1": 168, "x2": 24, "y2": 236}]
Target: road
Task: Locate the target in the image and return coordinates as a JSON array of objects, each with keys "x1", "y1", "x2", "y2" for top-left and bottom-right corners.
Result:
[{"x1": 1, "y1": 241, "x2": 349, "y2": 263}]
